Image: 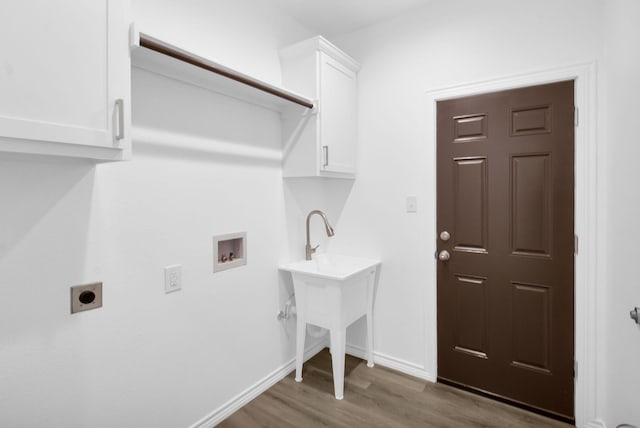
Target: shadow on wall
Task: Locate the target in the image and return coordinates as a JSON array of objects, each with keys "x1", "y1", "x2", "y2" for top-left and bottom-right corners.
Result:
[
  {"x1": 277, "y1": 269, "x2": 297, "y2": 360},
  {"x1": 283, "y1": 177, "x2": 355, "y2": 263},
  {"x1": 131, "y1": 67, "x2": 283, "y2": 168},
  {"x1": 278, "y1": 177, "x2": 355, "y2": 358},
  {"x1": 0, "y1": 154, "x2": 96, "y2": 338}
]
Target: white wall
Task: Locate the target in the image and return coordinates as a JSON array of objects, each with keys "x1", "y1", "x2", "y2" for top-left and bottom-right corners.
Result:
[
  {"x1": 331, "y1": 0, "x2": 602, "y2": 370},
  {"x1": 330, "y1": 0, "x2": 640, "y2": 426},
  {"x1": 602, "y1": 0, "x2": 640, "y2": 426},
  {"x1": 132, "y1": 0, "x2": 306, "y2": 86},
  {"x1": 0, "y1": 1, "x2": 319, "y2": 427},
  {"x1": 2, "y1": 0, "x2": 638, "y2": 427}
]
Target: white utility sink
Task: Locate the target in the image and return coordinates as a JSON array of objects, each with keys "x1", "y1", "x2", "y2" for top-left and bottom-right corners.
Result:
[
  {"x1": 281, "y1": 253, "x2": 380, "y2": 281},
  {"x1": 279, "y1": 254, "x2": 381, "y2": 400}
]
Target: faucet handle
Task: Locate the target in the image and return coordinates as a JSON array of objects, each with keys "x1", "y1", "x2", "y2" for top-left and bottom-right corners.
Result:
[{"x1": 305, "y1": 244, "x2": 320, "y2": 260}]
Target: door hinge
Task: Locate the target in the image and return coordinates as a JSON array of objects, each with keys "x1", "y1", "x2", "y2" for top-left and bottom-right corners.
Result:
[
  {"x1": 574, "y1": 360, "x2": 578, "y2": 379},
  {"x1": 574, "y1": 234, "x2": 579, "y2": 255},
  {"x1": 574, "y1": 107, "x2": 579, "y2": 127}
]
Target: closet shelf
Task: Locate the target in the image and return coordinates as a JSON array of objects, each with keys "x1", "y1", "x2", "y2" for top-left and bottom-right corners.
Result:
[{"x1": 130, "y1": 30, "x2": 315, "y2": 112}]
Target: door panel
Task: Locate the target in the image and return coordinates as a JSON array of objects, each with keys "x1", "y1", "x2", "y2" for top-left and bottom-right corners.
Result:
[
  {"x1": 454, "y1": 274, "x2": 489, "y2": 358},
  {"x1": 511, "y1": 154, "x2": 552, "y2": 257},
  {"x1": 511, "y1": 281, "x2": 551, "y2": 373},
  {"x1": 453, "y1": 157, "x2": 488, "y2": 252},
  {"x1": 454, "y1": 114, "x2": 488, "y2": 142},
  {"x1": 511, "y1": 105, "x2": 551, "y2": 136},
  {"x1": 437, "y1": 81, "x2": 574, "y2": 421}
]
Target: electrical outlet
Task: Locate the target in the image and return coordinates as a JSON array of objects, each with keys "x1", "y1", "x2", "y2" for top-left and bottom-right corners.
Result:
[
  {"x1": 70, "y1": 282, "x2": 103, "y2": 314},
  {"x1": 164, "y1": 265, "x2": 182, "y2": 293}
]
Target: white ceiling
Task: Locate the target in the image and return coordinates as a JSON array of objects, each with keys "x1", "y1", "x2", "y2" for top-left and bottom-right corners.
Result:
[{"x1": 272, "y1": 0, "x2": 429, "y2": 37}]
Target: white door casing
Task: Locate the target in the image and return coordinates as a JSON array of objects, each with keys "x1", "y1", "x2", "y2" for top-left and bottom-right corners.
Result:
[{"x1": 424, "y1": 63, "x2": 603, "y2": 428}]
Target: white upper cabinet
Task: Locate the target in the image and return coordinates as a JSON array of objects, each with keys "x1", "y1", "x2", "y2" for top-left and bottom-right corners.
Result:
[
  {"x1": 280, "y1": 36, "x2": 360, "y2": 178},
  {"x1": 0, "y1": 0, "x2": 131, "y2": 161}
]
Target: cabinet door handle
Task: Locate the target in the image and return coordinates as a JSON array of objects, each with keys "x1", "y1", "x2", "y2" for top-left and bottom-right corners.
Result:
[
  {"x1": 115, "y1": 99, "x2": 125, "y2": 141},
  {"x1": 323, "y1": 145, "x2": 329, "y2": 167}
]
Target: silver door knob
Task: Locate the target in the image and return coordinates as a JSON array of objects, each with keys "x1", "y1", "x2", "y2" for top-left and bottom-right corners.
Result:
[
  {"x1": 438, "y1": 250, "x2": 450, "y2": 261},
  {"x1": 440, "y1": 231, "x2": 451, "y2": 242}
]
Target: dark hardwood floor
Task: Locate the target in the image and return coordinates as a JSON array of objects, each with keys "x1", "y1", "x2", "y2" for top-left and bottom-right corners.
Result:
[{"x1": 219, "y1": 349, "x2": 574, "y2": 427}]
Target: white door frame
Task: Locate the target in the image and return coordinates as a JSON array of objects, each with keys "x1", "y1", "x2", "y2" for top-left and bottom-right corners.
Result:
[{"x1": 425, "y1": 63, "x2": 604, "y2": 428}]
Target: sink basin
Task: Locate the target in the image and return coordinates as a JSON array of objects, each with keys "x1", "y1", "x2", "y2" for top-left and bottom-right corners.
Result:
[
  {"x1": 279, "y1": 253, "x2": 381, "y2": 400},
  {"x1": 279, "y1": 253, "x2": 380, "y2": 281}
]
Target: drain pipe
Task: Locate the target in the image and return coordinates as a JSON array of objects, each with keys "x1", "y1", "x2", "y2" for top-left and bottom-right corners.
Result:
[
  {"x1": 277, "y1": 296, "x2": 328, "y2": 338},
  {"x1": 277, "y1": 295, "x2": 296, "y2": 321}
]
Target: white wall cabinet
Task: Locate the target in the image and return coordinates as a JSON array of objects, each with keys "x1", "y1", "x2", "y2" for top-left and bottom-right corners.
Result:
[
  {"x1": 280, "y1": 37, "x2": 360, "y2": 178},
  {"x1": 0, "y1": 0, "x2": 131, "y2": 161}
]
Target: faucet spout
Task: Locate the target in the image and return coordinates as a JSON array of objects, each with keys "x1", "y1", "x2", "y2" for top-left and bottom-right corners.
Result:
[{"x1": 305, "y1": 210, "x2": 335, "y2": 260}]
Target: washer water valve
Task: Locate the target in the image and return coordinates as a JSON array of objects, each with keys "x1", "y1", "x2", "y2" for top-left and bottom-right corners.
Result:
[{"x1": 631, "y1": 307, "x2": 640, "y2": 325}]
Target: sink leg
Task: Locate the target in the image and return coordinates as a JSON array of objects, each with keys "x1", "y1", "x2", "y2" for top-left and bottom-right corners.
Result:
[
  {"x1": 330, "y1": 328, "x2": 346, "y2": 400},
  {"x1": 366, "y1": 270, "x2": 375, "y2": 368},
  {"x1": 366, "y1": 313, "x2": 374, "y2": 368},
  {"x1": 295, "y1": 317, "x2": 305, "y2": 383}
]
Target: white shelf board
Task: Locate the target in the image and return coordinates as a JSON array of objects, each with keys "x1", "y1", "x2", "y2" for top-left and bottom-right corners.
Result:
[{"x1": 131, "y1": 31, "x2": 315, "y2": 113}]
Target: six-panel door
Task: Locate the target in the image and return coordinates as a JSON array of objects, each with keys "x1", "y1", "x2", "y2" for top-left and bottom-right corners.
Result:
[{"x1": 437, "y1": 81, "x2": 575, "y2": 420}]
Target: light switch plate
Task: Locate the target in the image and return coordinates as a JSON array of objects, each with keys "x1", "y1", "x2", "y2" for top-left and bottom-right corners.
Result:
[
  {"x1": 164, "y1": 265, "x2": 182, "y2": 293},
  {"x1": 406, "y1": 195, "x2": 417, "y2": 213}
]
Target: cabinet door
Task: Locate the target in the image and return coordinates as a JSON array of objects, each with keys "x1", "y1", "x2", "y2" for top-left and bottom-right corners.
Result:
[
  {"x1": 319, "y1": 53, "x2": 357, "y2": 175},
  {"x1": 0, "y1": 0, "x2": 130, "y2": 160}
]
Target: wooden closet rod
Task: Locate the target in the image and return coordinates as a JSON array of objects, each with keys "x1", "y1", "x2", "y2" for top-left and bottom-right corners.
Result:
[{"x1": 139, "y1": 35, "x2": 314, "y2": 110}]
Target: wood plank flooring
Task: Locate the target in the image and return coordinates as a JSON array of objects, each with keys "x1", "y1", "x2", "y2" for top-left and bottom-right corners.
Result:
[{"x1": 219, "y1": 349, "x2": 574, "y2": 428}]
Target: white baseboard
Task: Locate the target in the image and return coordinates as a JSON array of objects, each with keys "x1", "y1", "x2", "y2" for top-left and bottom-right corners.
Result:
[
  {"x1": 583, "y1": 420, "x2": 607, "y2": 428},
  {"x1": 345, "y1": 344, "x2": 436, "y2": 382},
  {"x1": 189, "y1": 340, "x2": 327, "y2": 428},
  {"x1": 191, "y1": 341, "x2": 605, "y2": 427},
  {"x1": 347, "y1": 346, "x2": 612, "y2": 428}
]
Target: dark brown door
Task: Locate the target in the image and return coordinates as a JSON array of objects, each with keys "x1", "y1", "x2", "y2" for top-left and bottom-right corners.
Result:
[{"x1": 436, "y1": 81, "x2": 575, "y2": 420}]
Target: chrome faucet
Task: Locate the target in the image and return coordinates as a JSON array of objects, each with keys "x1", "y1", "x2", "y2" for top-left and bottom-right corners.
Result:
[{"x1": 305, "y1": 210, "x2": 335, "y2": 260}]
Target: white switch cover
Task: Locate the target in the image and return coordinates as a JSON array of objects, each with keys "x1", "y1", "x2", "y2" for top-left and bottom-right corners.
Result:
[
  {"x1": 164, "y1": 265, "x2": 182, "y2": 293},
  {"x1": 406, "y1": 195, "x2": 417, "y2": 213}
]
